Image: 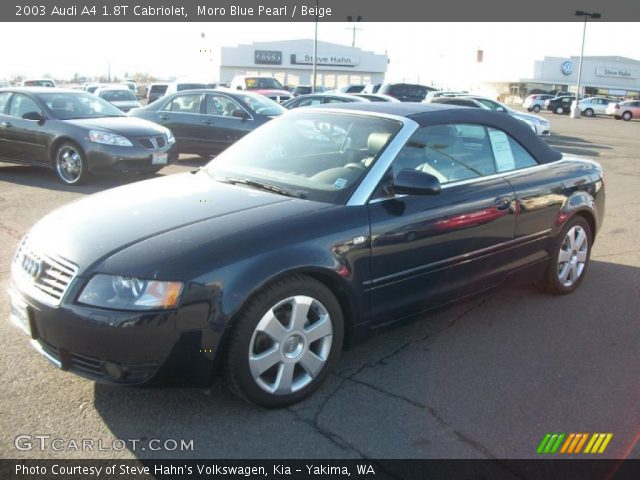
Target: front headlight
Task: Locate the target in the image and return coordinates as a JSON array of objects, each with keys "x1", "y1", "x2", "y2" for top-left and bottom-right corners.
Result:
[
  {"x1": 88, "y1": 130, "x2": 133, "y2": 147},
  {"x1": 166, "y1": 129, "x2": 175, "y2": 145},
  {"x1": 78, "y1": 274, "x2": 184, "y2": 310}
]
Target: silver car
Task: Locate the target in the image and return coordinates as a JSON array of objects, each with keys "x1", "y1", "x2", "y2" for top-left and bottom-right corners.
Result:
[
  {"x1": 523, "y1": 94, "x2": 555, "y2": 113},
  {"x1": 578, "y1": 97, "x2": 614, "y2": 117}
]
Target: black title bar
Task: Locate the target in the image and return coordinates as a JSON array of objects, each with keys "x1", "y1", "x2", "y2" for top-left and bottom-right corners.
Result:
[{"x1": 4, "y1": 0, "x2": 640, "y2": 22}]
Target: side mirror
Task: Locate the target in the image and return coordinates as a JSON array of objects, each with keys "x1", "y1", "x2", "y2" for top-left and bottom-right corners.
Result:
[
  {"x1": 236, "y1": 86, "x2": 243, "y2": 90},
  {"x1": 496, "y1": 107, "x2": 506, "y2": 112},
  {"x1": 22, "y1": 111, "x2": 45, "y2": 123},
  {"x1": 232, "y1": 110, "x2": 249, "y2": 120},
  {"x1": 392, "y1": 169, "x2": 441, "y2": 196}
]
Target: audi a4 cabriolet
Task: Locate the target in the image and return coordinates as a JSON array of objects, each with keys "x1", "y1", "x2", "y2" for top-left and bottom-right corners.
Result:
[{"x1": 9, "y1": 103, "x2": 605, "y2": 407}]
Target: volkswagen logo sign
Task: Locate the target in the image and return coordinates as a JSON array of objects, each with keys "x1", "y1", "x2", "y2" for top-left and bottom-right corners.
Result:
[
  {"x1": 561, "y1": 61, "x2": 573, "y2": 76},
  {"x1": 20, "y1": 253, "x2": 43, "y2": 280}
]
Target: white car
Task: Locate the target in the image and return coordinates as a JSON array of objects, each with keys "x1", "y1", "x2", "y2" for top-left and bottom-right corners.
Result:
[
  {"x1": 578, "y1": 97, "x2": 614, "y2": 117},
  {"x1": 424, "y1": 90, "x2": 468, "y2": 103},
  {"x1": 461, "y1": 95, "x2": 551, "y2": 136},
  {"x1": 93, "y1": 86, "x2": 141, "y2": 113},
  {"x1": 523, "y1": 94, "x2": 555, "y2": 113}
]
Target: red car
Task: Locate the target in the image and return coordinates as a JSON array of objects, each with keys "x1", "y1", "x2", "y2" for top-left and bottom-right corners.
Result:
[
  {"x1": 229, "y1": 75, "x2": 292, "y2": 103},
  {"x1": 606, "y1": 100, "x2": 640, "y2": 121}
]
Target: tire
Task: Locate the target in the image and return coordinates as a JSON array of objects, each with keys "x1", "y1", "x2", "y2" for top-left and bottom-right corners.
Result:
[
  {"x1": 614, "y1": 115, "x2": 621, "y2": 120},
  {"x1": 583, "y1": 108, "x2": 594, "y2": 117},
  {"x1": 225, "y1": 275, "x2": 344, "y2": 408},
  {"x1": 555, "y1": 106, "x2": 564, "y2": 115},
  {"x1": 54, "y1": 142, "x2": 89, "y2": 185},
  {"x1": 533, "y1": 105, "x2": 541, "y2": 113},
  {"x1": 541, "y1": 216, "x2": 592, "y2": 295},
  {"x1": 622, "y1": 111, "x2": 632, "y2": 121}
]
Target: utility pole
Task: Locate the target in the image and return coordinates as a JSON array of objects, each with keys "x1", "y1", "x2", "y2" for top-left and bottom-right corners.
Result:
[
  {"x1": 345, "y1": 25, "x2": 363, "y2": 48},
  {"x1": 312, "y1": 0, "x2": 318, "y2": 92},
  {"x1": 570, "y1": 10, "x2": 601, "y2": 118}
]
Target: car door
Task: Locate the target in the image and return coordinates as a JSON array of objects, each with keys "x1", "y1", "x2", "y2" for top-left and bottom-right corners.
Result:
[
  {"x1": 202, "y1": 93, "x2": 254, "y2": 153},
  {"x1": 2, "y1": 93, "x2": 49, "y2": 163},
  {"x1": 0, "y1": 92, "x2": 13, "y2": 161},
  {"x1": 153, "y1": 93, "x2": 204, "y2": 154},
  {"x1": 367, "y1": 123, "x2": 517, "y2": 324}
]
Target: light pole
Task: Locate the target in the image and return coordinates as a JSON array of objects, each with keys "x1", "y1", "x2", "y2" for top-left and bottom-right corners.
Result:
[
  {"x1": 311, "y1": 0, "x2": 319, "y2": 92},
  {"x1": 570, "y1": 10, "x2": 601, "y2": 119}
]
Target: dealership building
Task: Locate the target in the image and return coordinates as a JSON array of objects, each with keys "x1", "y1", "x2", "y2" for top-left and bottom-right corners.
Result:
[
  {"x1": 218, "y1": 39, "x2": 389, "y2": 89},
  {"x1": 479, "y1": 56, "x2": 640, "y2": 100}
]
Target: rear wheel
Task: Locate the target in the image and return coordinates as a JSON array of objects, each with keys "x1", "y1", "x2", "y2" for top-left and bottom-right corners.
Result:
[
  {"x1": 225, "y1": 275, "x2": 344, "y2": 408},
  {"x1": 555, "y1": 106, "x2": 564, "y2": 114},
  {"x1": 54, "y1": 142, "x2": 89, "y2": 185},
  {"x1": 542, "y1": 216, "x2": 592, "y2": 295},
  {"x1": 533, "y1": 105, "x2": 541, "y2": 113},
  {"x1": 622, "y1": 111, "x2": 633, "y2": 121},
  {"x1": 583, "y1": 108, "x2": 594, "y2": 117}
]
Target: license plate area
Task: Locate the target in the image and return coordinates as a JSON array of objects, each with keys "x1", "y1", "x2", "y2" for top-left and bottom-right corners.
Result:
[
  {"x1": 152, "y1": 152, "x2": 168, "y2": 165},
  {"x1": 9, "y1": 290, "x2": 32, "y2": 338}
]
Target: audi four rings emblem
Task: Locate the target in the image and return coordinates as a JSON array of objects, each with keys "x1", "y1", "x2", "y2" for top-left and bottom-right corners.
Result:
[
  {"x1": 254, "y1": 50, "x2": 282, "y2": 65},
  {"x1": 19, "y1": 254, "x2": 43, "y2": 280}
]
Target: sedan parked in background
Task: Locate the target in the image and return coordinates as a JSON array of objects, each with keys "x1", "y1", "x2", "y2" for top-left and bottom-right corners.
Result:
[
  {"x1": 8, "y1": 103, "x2": 604, "y2": 407},
  {"x1": 291, "y1": 86, "x2": 326, "y2": 96},
  {"x1": 94, "y1": 87, "x2": 141, "y2": 113},
  {"x1": 129, "y1": 89, "x2": 285, "y2": 157},
  {"x1": 546, "y1": 96, "x2": 575, "y2": 114},
  {"x1": 376, "y1": 83, "x2": 435, "y2": 102},
  {"x1": 283, "y1": 93, "x2": 368, "y2": 109},
  {"x1": 145, "y1": 83, "x2": 169, "y2": 104},
  {"x1": 0, "y1": 88, "x2": 177, "y2": 184},
  {"x1": 578, "y1": 97, "x2": 614, "y2": 117},
  {"x1": 22, "y1": 79, "x2": 56, "y2": 88},
  {"x1": 523, "y1": 94, "x2": 554, "y2": 112},
  {"x1": 606, "y1": 100, "x2": 640, "y2": 121}
]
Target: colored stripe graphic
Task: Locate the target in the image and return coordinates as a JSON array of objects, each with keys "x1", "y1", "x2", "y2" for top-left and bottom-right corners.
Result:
[
  {"x1": 537, "y1": 433, "x2": 565, "y2": 454},
  {"x1": 539, "y1": 433, "x2": 613, "y2": 454}
]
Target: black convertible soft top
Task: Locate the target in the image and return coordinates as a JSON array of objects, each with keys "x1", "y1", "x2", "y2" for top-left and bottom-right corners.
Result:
[{"x1": 326, "y1": 102, "x2": 563, "y2": 164}]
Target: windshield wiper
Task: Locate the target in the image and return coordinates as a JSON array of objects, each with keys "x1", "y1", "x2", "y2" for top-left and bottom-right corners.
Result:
[{"x1": 219, "y1": 177, "x2": 307, "y2": 199}]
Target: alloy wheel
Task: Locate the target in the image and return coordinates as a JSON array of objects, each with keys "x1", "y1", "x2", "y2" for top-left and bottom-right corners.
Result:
[
  {"x1": 557, "y1": 225, "x2": 589, "y2": 288},
  {"x1": 248, "y1": 295, "x2": 333, "y2": 395},
  {"x1": 56, "y1": 146, "x2": 83, "y2": 184}
]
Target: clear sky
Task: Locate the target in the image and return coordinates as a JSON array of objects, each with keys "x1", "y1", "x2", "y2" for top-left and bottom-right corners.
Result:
[{"x1": 0, "y1": 22, "x2": 637, "y2": 85}]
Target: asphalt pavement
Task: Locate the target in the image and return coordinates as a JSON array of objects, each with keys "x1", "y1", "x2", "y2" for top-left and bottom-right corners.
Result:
[{"x1": 0, "y1": 110, "x2": 638, "y2": 460}]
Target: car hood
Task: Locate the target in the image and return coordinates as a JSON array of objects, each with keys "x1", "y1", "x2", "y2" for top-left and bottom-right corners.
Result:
[
  {"x1": 64, "y1": 116, "x2": 167, "y2": 135},
  {"x1": 26, "y1": 171, "x2": 306, "y2": 273},
  {"x1": 251, "y1": 89, "x2": 291, "y2": 97},
  {"x1": 512, "y1": 111, "x2": 547, "y2": 123}
]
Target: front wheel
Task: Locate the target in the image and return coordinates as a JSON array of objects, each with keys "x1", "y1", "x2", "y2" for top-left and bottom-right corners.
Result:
[
  {"x1": 225, "y1": 275, "x2": 344, "y2": 408},
  {"x1": 622, "y1": 111, "x2": 632, "y2": 121},
  {"x1": 555, "y1": 106, "x2": 564, "y2": 114},
  {"x1": 583, "y1": 108, "x2": 594, "y2": 117},
  {"x1": 541, "y1": 216, "x2": 592, "y2": 295},
  {"x1": 533, "y1": 105, "x2": 541, "y2": 113},
  {"x1": 54, "y1": 142, "x2": 89, "y2": 185}
]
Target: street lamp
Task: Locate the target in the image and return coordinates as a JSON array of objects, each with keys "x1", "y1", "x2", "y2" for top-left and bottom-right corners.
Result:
[{"x1": 570, "y1": 10, "x2": 601, "y2": 119}]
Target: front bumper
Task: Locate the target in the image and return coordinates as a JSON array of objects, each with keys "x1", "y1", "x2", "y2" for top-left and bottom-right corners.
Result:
[
  {"x1": 83, "y1": 143, "x2": 179, "y2": 174},
  {"x1": 8, "y1": 284, "x2": 219, "y2": 386}
]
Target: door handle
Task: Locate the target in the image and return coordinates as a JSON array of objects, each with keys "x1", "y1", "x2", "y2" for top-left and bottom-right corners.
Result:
[
  {"x1": 158, "y1": 115, "x2": 169, "y2": 121},
  {"x1": 0, "y1": 121, "x2": 12, "y2": 128},
  {"x1": 494, "y1": 196, "x2": 512, "y2": 211},
  {"x1": 202, "y1": 119, "x2": 214, "y2": 125}
]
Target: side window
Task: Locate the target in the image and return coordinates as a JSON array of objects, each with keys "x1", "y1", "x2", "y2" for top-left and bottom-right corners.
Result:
[
  {"x1": 297, "y1": 97, "x2": 322, "y2": 107},
  {"x1": 0, "y1": 92, "x2": 11, "y2": 113},
  {"x1": 8, "y1": 94, "x2": 42, "y2": 118},
  {"x1": 204, "y1": 94, "x2": 243, "y2": 116},
  {"x1": 487, "y1": 128, "x2": 538, "y2": 172},
  {"x1": 162, "y1": 94, "x2": 202, "y2": 113},
  {"x1": 390, "y1": 124, "x2": 497, "y2": 185}
]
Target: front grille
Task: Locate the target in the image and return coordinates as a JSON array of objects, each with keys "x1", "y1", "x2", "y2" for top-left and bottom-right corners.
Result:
[
  {"x1": 137, "y1": 135, "x2": 167, "y2": 150},
  {"x1": 12, "y1": 239, "x2": 78, "y2": 306}
]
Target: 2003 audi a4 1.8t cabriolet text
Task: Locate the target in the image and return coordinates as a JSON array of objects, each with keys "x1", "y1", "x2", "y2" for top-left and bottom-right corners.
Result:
[{"x1": 8, "y1": 103, "x2": 605, "y2": 407}]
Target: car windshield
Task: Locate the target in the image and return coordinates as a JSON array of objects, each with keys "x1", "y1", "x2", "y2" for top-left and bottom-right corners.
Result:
[
  {"x1": 385, "y1": 84, "x2": 429, "y2": 100},
  {"x1": 207, "y1": 111, "x2": 402, "y2": 204},
  {"x1": 236, "y1": 93, "x2": 285, "y2": 116},
  {"x1": 100, "y1": 89, "x2": 137, "y2": 101},
  {"x1": 25, "y1": 80, "x2": 54, "y2": 87},
  {"x1": 245, "y1": 77, "x2": 284, "y2": 90},
  {"x1": 37, "y1": 92, "x2": 126, "y2": 119},
  {"x1": 150, "y1": 85, "x2": 168, "y2": 94}
]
